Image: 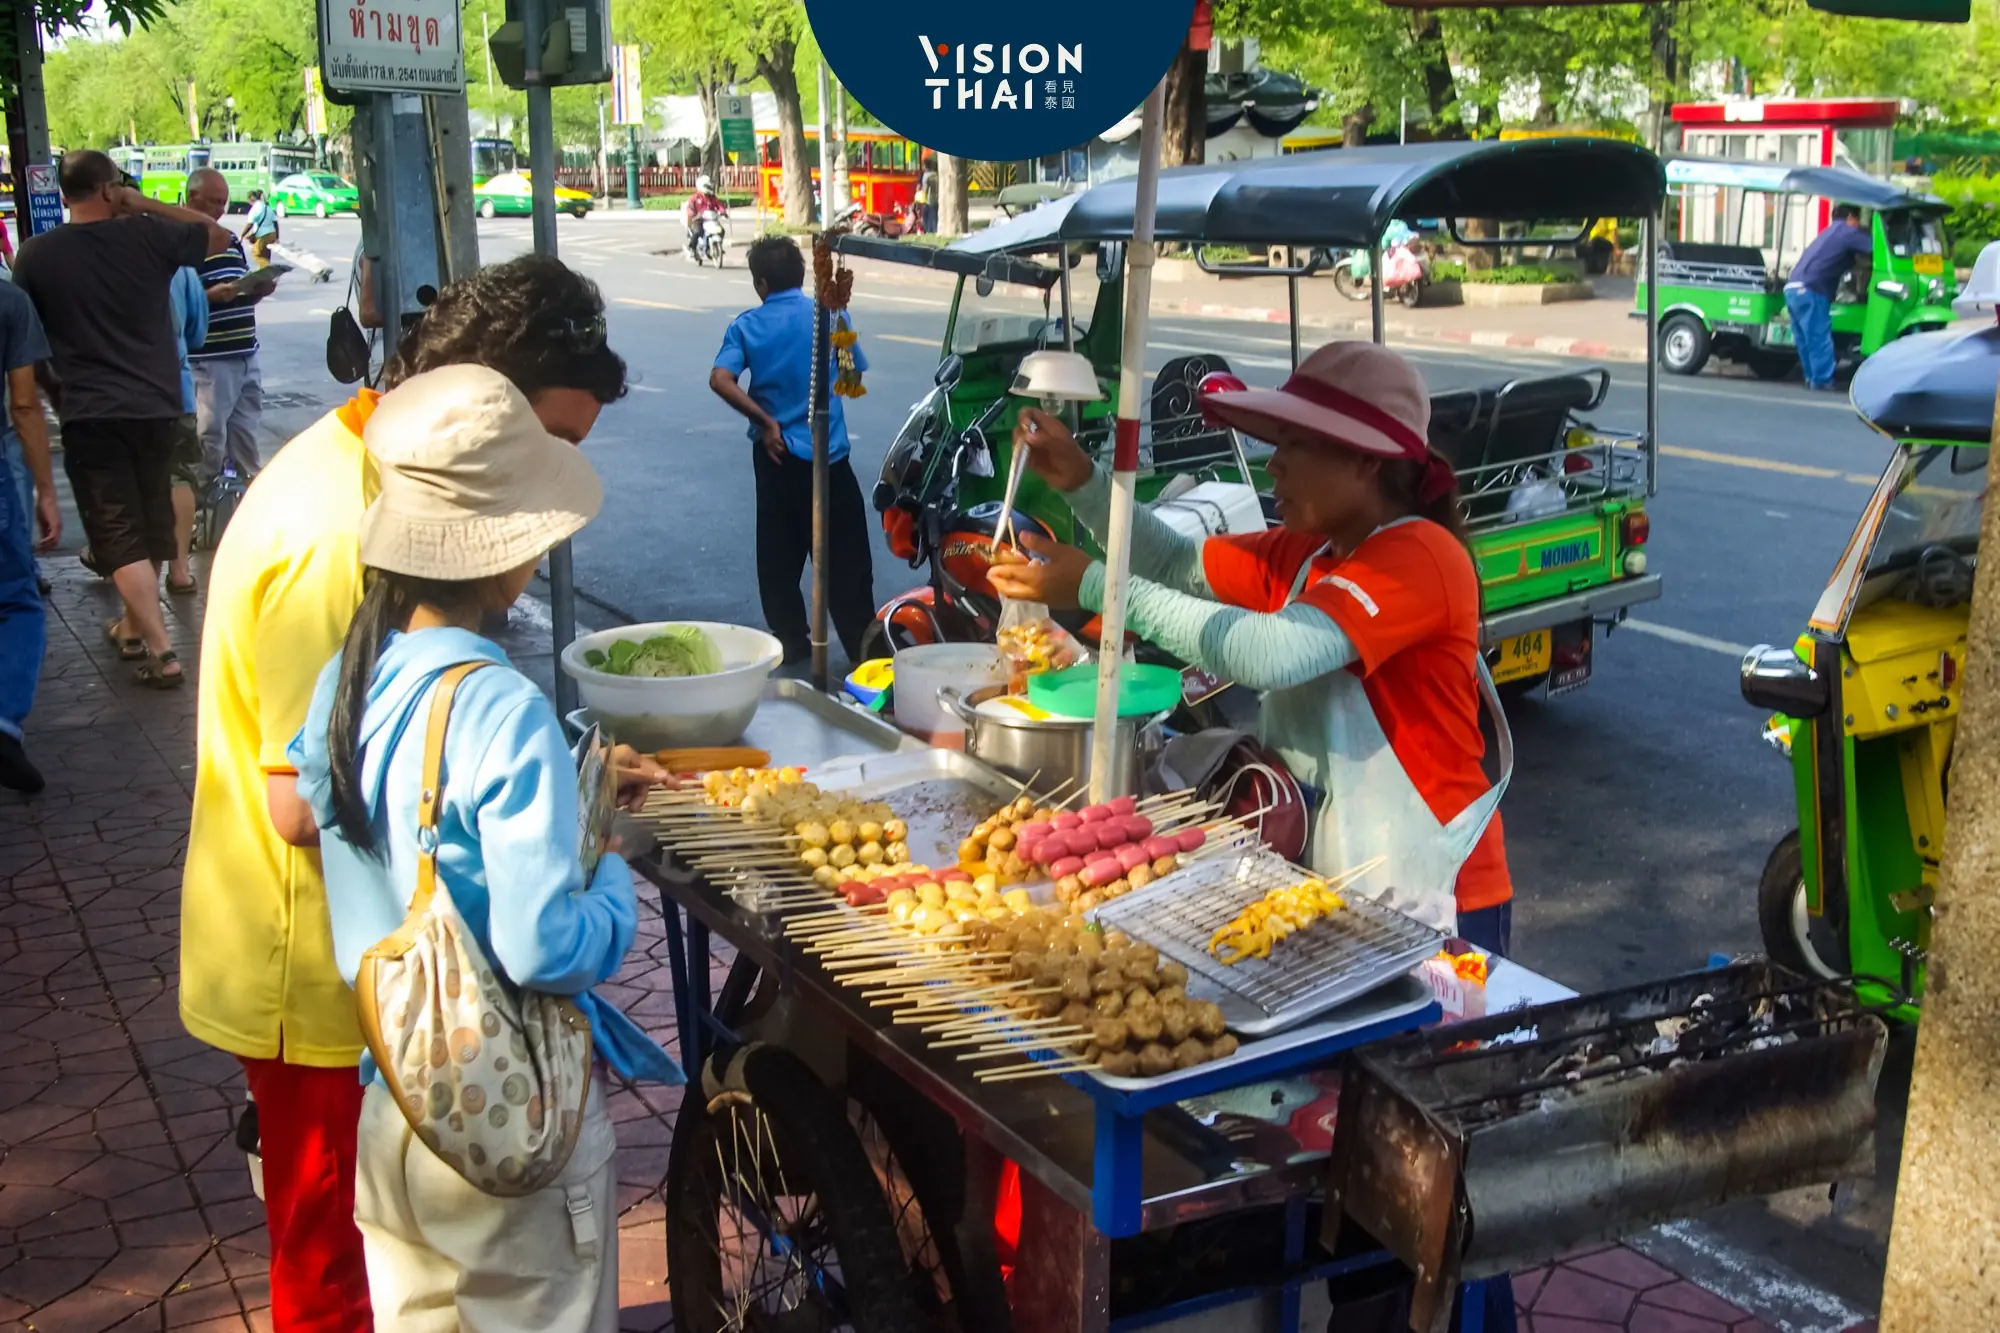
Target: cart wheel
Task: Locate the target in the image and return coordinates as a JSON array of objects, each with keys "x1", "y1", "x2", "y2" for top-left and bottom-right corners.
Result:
[
  {"x1": 1332, "y1": 266, "x2": 1368, "y2": 302},
  {"x1": 1660, "y1": 313, "x2": 1711, "y2": 376},
  {"x1": 1396, "y1": 279, "x2": 1424, "y2": 308},
  {"x1": 849, "y1": 1054, "x2": 1012, "y2": 1331},
  {"x1": 1757, "y1": 830, "x2": 1846, "y2": 979},
  {"x1": 668, "y1": 1045, "x2": 931, "y2": 1333},
  {"x1": 1748, "y1": 351, "x2": 1795, "y2": 381}
]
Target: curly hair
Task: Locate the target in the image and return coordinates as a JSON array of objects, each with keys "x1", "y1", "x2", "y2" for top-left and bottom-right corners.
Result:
[{"x1": 382, "y1": 254, "x2": 628, "y2": 403}]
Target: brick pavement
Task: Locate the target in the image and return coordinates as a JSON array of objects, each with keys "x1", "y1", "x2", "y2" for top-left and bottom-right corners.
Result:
[{"x1": 1, "y1": 554, "x2": 1865, "y2": 1333}]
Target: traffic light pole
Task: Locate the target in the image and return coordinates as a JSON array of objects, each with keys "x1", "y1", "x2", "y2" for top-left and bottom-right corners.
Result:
[{"x1": 518, "y1": 0, "x2": 578, "y2": 716}]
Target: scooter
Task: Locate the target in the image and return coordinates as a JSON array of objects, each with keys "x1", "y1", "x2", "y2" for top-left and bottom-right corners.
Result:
[
  {"x1": 1737, "y1": 320, "x2": 1997, "y2": 1021},
  {"x1": 691, "y1": 213, "x2": 727, "y2": 267},
  {"x1": 1331, "y1": 241, "x2": 1429, "y2": 308}
]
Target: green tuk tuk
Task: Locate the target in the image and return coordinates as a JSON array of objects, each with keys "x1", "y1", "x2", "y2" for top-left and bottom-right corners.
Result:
[
  {"x1": 849, "y1": 137, "x2": 1667, "y2": 701},
  {"x1": 1739, "y1": 322, "x2": 1997, "y2": 1020},
  {"x1": 1639, "y1": 156, "x2": 1958, "y2": 379}
]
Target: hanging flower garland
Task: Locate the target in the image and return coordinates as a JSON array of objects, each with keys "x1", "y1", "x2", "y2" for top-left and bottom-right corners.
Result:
[{"x1": 814, "y1": 233, "x2": 866, "y2": 400}]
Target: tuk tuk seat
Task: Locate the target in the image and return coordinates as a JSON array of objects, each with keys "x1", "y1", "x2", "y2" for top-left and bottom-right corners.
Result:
[
  {"x1": 1150, "y1": 354, "x2": 1241, "y2": 467},
  {"x1": 1655, "y1": 241, "x2": 1771, "y2": 292},
  {"x1": 1430, "y1": 370, "x2": 1609, "y2": 522},
  {"x1": 1850, "y1": 325, "x2": 2000, "y2": 445}
]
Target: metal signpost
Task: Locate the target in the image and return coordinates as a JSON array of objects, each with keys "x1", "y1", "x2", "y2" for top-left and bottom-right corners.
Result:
[{"x1": 611, "y1": 44, "x2": 643, "y2": 209}]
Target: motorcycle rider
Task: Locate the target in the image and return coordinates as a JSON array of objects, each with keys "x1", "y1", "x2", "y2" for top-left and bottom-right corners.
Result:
[{"x1": 683, "y1": 175, "x2": 728, "y2": 263}]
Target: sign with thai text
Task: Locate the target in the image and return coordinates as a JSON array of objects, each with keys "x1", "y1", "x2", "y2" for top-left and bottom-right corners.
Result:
[{"x1": 318, "y1": 0, "x2": 464, "y2": 95}]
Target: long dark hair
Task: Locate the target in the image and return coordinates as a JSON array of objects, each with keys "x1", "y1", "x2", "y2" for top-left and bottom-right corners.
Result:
[
  {"x1": 327, "y1": 570, "x2": 496, "y2": 853},
  {"x1": 1382, "y1": 456, "x2": 1471, "y2": 549}
]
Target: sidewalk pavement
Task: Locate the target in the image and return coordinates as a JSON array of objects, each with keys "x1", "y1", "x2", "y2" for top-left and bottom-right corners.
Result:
[{"x1": 1, "y1": 550, "x2": 1860, "y2": 1333}]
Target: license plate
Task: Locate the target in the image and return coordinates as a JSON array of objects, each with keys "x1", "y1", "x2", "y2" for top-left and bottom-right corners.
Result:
[
  {"x1": 1491, "y1": 630, "x2": 1551, "y2": 685},
  {"x1": 1914, "y1": 252, "x2": 1944, "y2": 275},
  {"x1": 1766, "y1": 320, "x2": 1795, "y2": 347}
]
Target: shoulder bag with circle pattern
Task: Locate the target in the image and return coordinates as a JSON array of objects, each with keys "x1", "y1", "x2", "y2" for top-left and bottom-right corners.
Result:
[{"x1": 355, "y1": 661, "x2": 594, "y2": 1197}]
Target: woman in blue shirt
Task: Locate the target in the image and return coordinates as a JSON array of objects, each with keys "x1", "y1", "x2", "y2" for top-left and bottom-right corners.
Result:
[{"x1": 289, "y1": 363, "x2": 679, "y2": 1330}]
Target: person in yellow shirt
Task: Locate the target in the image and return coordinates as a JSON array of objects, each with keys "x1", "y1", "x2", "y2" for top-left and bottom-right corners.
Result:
[{"x1": 181, "y1": 255, "x2": 636, "y2": 1329}]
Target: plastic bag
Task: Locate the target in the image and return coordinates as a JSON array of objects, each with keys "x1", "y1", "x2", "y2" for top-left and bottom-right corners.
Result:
[
  {"x1": 1383, "y1": 245, "x2": 1423, "y2": 289},
  {"x1": 995, "y1": 598, "x2": 1089, "y2": 695}
]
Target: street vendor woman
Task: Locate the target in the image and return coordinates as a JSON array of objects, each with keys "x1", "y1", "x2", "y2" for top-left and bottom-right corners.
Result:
[{"x1": 987, "y1": 341, "x2": 1513, "y2": 955}]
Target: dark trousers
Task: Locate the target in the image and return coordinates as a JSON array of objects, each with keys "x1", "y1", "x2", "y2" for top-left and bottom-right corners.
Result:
[{"x1": 752, "y1": 447, "x2": 875, "y2": 664}]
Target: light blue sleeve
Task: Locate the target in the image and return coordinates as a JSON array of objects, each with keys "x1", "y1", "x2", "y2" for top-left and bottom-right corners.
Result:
[
  {"x1": 179, "y1": 267, "x2": 209, "y2": 352},
  {"x1": 1066, "y1": 465, "x2": 1213, "y2": 597},
  {"x1": 1077, "y1": 566, "x2": 1358, "y2": 692},
  {"x1": 466, "y1": 691, "x2": 637, "y2": 995},
  {"x1": 289, "y1": 654, "x2": 344, "y2": 821}
]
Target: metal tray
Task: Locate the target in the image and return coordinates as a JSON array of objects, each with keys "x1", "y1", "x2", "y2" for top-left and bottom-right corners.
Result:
[
  {"x1": 569, "y1": 678, "x2": 918, "y2": 770},
  {"x1": 1091, "y1": 850, "x2": 1446, "y2": 1037},
  {"x1": 813, "y1": 748, "x2": 1033, "y2": 874}
]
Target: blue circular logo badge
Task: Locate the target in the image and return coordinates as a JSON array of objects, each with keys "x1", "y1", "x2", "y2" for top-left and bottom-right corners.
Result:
[{"x1": 806, "y1": 0, "x2": 1197, "y2": 163}]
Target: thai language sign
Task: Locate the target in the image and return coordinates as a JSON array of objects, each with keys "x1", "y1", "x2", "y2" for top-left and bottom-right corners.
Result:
[{"x1": 318, "y1": 0, "x2": 464, "y2": 95}]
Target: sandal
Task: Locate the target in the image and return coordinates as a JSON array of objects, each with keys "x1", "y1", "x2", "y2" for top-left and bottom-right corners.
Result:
[
  {"x1": 167, "y1": 572, "x2": 198, "y2": 596},
  {"x1": 135, "y1": 649, "x2": 185, "y2": 690},
  {"x1": 106, "y1": 619, "x2": 146, "y2": 661}
]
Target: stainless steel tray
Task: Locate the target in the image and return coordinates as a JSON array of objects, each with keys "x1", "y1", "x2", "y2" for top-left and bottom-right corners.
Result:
[
  {"x1": 1082, "y1": 972, "x2": 1434, "y2": 1094},
  {"x1": 813, "y1": 748, "x2": 1033, "y2": 875},
  {"x1": 1091, "y1": 850, "x2": 1446, "y2": 1037},
  {"x1": 570, "y1": 678, "x2": 919, "y2": 771}
]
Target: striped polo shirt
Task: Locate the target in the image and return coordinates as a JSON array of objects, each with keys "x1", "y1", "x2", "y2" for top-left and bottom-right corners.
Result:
[{"x1": 191, "y1": 236, "x2": 258, "y2": 360}]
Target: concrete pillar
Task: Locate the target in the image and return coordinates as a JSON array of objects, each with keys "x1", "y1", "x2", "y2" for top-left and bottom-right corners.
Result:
[
  {"x1": 5, "y1": 0, "x2": 50, "y2": 226},
  {"x1": 431, "y1": 95, "x2": 481, "y2": 284},
  {"x1": 1878, "y1": 377, "x2": 2000, "y2": 1329}
]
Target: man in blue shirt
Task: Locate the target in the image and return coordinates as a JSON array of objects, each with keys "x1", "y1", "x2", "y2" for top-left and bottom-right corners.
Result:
[
  {"x1": 709, "y1": 236, "x2": 876, "y2": 664},
  {"x1": 1784, "y1": 205, "x2": 1872, "y2": 390}
]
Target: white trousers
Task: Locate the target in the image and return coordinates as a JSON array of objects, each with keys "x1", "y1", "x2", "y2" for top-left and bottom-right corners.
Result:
[{"x1": 355, "y1": 1077, "x2": 620, "y2": 1333}]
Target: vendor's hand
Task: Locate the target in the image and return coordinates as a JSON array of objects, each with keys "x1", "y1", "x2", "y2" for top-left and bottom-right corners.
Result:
[
  {"x1": 988, "y1": 532, "x2": 1093, "y2": 610},
  {"x1": 610, "y1": 744, "x2": 678, "y2": 812},
  {"x1": 1013, "y1": 407, "x2": 1095, "y2": 492},
  {"x1": 759, "y1": 418, "x2": 787, "y2": 465}
]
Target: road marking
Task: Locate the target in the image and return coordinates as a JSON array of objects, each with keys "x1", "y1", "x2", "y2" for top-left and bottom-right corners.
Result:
[
  {"x1": 629, "y1": 384, "x2": 667, "y2": 394},
  {"x1": 1766, "y1": 509, "x2": 1791, "y2": 519},
  {"x1": 1624, "y1": 618, "x2": 1751, "y2": 658},
  {"x1": 1628, "y1": 1222, "x2": 1871, "y2": 1333},
  {"x1": 878, "y1": 334, "x2": 939, "y2": 347},
  {"x1": 616, "y1": 297, "x2": 700, "y2": 312},
  {"x1": 1659, "y1": 444, "x2": 1866, "y2": 484},
  {"x1": 859, "y1": 293, "x2": 951, "y2": 308}
]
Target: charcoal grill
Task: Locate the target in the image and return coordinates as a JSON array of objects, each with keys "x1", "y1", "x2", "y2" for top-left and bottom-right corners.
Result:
[
  {"x1": 1091, "y1": 851, "x2": 1445, "y2": 1036},
  {"x1": 1326, "y1": 961, "x2": 1888, "y2": 1333}
]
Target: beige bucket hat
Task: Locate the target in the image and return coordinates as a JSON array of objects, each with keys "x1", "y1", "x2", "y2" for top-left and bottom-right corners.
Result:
[{"x1": 358, "y1": 364, "x2": 603, "y2": 581}]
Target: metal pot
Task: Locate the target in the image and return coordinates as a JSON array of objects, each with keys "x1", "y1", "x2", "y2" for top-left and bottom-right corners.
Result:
[{"x1": 937, "y1": 685, "x2": 1164, "y2": 797}]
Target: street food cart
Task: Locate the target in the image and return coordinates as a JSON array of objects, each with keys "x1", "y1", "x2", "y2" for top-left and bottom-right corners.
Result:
[{"x1": 578, "y1": 135, "x2": 1893, "y2": 1333}]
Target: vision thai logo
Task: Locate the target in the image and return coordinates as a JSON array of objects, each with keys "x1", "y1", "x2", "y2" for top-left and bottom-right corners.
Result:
[
  {"x1": 916, "y1": 35, "x2": 1084, "y2": 113},
  {"x1": 806, "y1": 0, "x2": 1194, "y2": 163}
]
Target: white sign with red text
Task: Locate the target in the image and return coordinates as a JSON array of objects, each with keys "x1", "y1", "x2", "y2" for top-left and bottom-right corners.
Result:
[{"x1": 318, "y1": 0, "x2": 464, "y2": 95}]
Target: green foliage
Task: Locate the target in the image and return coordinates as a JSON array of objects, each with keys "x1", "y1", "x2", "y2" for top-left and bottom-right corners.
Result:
[
  {"x1": 1466, "y1": 264, "x2": 1577, "y2": 285},
  {"x1": 1934, "y1": 174, "x2": 2000, "y2": 250},
  {"x1": 1431, "y1": 260, "x2": 1467, "y2": 283},
  {"x1": 641, "y1": 192, "x2": 755, "y2": 208}
]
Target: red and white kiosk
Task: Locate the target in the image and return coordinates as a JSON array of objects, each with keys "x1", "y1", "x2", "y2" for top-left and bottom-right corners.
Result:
[{"x1": 1670, "y1": 97, "x2": 1900, "y2": 177}]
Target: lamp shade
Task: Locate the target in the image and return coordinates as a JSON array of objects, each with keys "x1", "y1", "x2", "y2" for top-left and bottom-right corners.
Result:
[{"x1": 1010, "y1": 351, "x2": 1106, "y2": 403}]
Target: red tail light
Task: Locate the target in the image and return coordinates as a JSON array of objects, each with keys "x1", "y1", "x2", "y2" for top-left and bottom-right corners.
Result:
[
  {"x1": 1563, "y1": 453, "x2": 1593, "y2": 475},
  {"x1": 1552, "y1": 640, "x2": 1591, "y2": 669},
  {"x1": 1621, "y1": 511, "x2": 1651, "y2": 547}
]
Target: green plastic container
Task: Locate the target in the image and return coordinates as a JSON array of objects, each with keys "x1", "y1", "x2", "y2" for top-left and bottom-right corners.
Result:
[{"x1": 1028, "y1": 662, "x2": 1182, "y2": 719}]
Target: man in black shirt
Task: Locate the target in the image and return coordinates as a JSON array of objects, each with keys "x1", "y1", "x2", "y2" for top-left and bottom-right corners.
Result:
[{"x1": 12, "y1": 150, "x2": 234, "y2": 688}]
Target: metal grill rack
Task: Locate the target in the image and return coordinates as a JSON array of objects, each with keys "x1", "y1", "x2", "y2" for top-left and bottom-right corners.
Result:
[{"x1": 1092, "y1": 851, "x2": 1444, "y2": 1037}]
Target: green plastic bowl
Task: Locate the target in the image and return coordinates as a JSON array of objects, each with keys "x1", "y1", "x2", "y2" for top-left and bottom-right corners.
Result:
[{"x1": 1027, "y1": 662, "x2": 1182, "y2": 719}]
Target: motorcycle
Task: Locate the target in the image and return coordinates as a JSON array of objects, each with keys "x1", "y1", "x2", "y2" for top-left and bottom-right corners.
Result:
[
  {"x1": 692, "y1": 213, "x2": 727, "y2": 267},
  {"x1": 834, "y1": 200, "x2": 925, "y2": 239},
  {"x1": 1331, "y1": 241, "x2": 1429, "y2": 308}
]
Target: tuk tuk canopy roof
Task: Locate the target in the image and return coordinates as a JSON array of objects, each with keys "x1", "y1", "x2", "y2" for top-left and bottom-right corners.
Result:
[
  {"x1": 1850, "y1": 324, "x2": 1999, "y2": 444},
  {"x1": 1665, "y1": 157, "x2": 1942, "y2": 211},
  {"x1": 949, "y1": 138, "x2": 1666, "y2": 253},
  {"x1": 828, "y1": 233, "x2": 1062, "y2": 290}
]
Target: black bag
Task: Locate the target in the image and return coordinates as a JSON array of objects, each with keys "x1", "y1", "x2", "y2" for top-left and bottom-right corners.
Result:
[{"x1": 326, "y1": 267, "x2": 372, "y2": 385}]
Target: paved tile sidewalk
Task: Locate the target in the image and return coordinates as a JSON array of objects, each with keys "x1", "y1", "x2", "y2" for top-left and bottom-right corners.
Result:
[{"x1": 1, "y1": 556, "x2": 1859, "y2": 1332}]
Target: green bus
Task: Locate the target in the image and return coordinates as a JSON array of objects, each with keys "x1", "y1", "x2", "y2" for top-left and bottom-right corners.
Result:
[
  {"x1": 473, "y1": 137, "x2": 518, "y2": 186},
  {"x1": 136, "y1": 143, "x2": 208, "y2": 205},
  {"x1": 208, "y1": 142, "x2": 315, "y2": 210}
]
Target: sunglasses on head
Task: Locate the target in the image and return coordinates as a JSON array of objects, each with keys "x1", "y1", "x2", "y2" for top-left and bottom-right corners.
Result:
[{"x1": 549, "y1": 314, "x2": 607, "y2": 353}]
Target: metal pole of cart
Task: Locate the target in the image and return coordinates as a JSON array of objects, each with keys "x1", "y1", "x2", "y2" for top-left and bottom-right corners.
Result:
[
  {"x1": 1369, "y1": 241, "x2": 1386, "y2": 344},
  {"x1": 1288, "y1": 274, "x2": 1302, "y2": 369},
  {"x1": 1088, "y1": 80, "x2": 1168, "y2": 803},
  {"x1": 1644, "y1": 209, "x2": 1660, "y2": 497},
  {"x1": 1059, "y1": 249, "x2": 1076, "y2": 352},
  {"x1": 811, "y1": 262, "x2": 832, "y2": 693}
]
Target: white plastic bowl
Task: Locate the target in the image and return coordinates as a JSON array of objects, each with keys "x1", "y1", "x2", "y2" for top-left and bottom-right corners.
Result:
[{"x1": 559, "y1": 621, "x2": 783, "y2": 750}]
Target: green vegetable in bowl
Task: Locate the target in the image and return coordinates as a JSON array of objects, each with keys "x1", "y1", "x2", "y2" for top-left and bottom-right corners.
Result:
[{"x1": 583, "y1": 625, "x2": 724, "y2": 678}]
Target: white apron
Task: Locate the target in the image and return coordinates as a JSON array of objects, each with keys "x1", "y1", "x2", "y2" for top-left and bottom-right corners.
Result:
[{"x1": 1257, "y1": 527, "x2": 1513, "y2": 934}]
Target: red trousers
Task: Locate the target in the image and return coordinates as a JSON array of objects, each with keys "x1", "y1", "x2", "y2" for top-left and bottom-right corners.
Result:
[{"x1": 237, "y1": 1057, "x2": 374, "y2": 1332}]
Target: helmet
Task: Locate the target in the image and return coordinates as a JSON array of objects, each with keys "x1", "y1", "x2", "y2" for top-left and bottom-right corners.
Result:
[{"x1": 696, "y1": 174, "x2": 714, "y2": 193}]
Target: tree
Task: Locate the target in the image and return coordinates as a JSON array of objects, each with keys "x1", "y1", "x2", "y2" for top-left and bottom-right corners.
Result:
[
  {"x1": 725, "y1": 0, "x2": 809, "y2": 224},
  {"x1": 938, "y1": 151, "x2": 968, "y2": 235},
  {"x1": 623, "y1": 0, "x2": 741, "y2": 172},
  {"x1": 1161, "y1": 38, "x2": 1206, "y2": 167}
]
